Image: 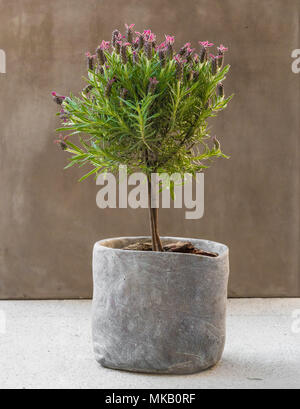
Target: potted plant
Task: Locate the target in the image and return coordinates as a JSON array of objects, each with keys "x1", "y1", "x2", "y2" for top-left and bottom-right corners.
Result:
[{"x1": 52, "y1": 24, "x2": 232, "y2": 374}]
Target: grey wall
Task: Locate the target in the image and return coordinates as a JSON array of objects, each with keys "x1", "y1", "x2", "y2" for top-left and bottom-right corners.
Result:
[{"x1": 0, "y1": 0, "x2": 299, "y2": 299}]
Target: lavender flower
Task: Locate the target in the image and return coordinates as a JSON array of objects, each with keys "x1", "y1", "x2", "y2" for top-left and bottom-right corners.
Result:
[
  {"x1": 135, "y1": 32, "x2": 144, "y2": 51},
  {"x1": 198, "y1": 41, "x2": 213, "y2": 64},
  {"x1": 115, "y1": 40, "x2": 122, "y2": 55},
  {"x1": 165, "y1": 35, "x2": 175, "y2": 59},
  {"x1": 125, "y1": 23, "x2": 135, "y2": 44},
  {"x1": 52, "y1": 92, "x2": 66, "y2": 105},
  {"x1": 105, "y1": 78, "x2": 116, "y2": 98},
  {"x1": 121, "y1": 43, "x2": 129, "y2": 64},
  {"x1": 158, "y1": 48, "x2": 166, "y2": 67},
  {"x1": 217, "y1": 44, "x2": 228, "y2": 68},
  {"x1": 54, "y1": 135, "x2": 68, "y2": 150},
  {"x1": 112, "y1": 29, "x2": 121, "y2": 47},
  {"x1": 199, "y1": 47, "x2": 207, "y2": 63},
  {"x1": 210, "y1": 54, "x2": 221, "y2": 75},
  {"x1": 144, "y1": 41, "x2": 153, "y2": 60},
  {"x1": 148, "y1": 77, "x2": 159, "y2": 94},
  {"x1": 59, "y1": 109, "x2": 69, "y2": 123},
  {"x1": 96, "y1": 41, "x2": 109, "y2": 65},
  {"x1": 216, "y1": 82, "x2": 224, "y2": 98},
  {"x1": 179, "y1": 42, "x2": 191, "y2": 57},
  {"x1": 174, "y1": 55, "x2": 184, "y2": 81},
  {"x1": 86, "y1": 52, "x2": 95, "y2": 70}
]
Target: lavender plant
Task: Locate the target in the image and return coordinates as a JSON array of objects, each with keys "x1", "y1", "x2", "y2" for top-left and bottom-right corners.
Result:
[{"x1": 52, "y1": 25, "x2": 232, "y2": 251}]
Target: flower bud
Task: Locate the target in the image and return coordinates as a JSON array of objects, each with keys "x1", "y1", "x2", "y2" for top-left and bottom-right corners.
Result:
[
  {"x1": 96, "y1": 47, "x2": 106, "y2": 66},
  {"x1": 125, "y1": 24, "x2": 135, "y2": 44},
  {"x1": 216, "y1": 82, "x2": 224, "y2": 98},
  {"x1": 158, "y1": 49, "x2": 166, "y2": 67},
  {"x1": 54, "y1": 135, "x2": 68, "y2": 150},
  {"x1": 112, "y1": 29, "x2": 121, "y2": 47},
  {"x1": 144, "y1": 41, "x2": 153, "y2": 60},
  {"x1": 199, "y1": 47, "x2": 207, "y2": 63},
  {"x1": 121, "y1": 44, "x2": 128, "y2": 64},
  {"x1": 136, "y1": 34, "x2": 144, "y2": 51},
  {"x1": 217, "y1": 45, "x2": 228, "y2": 69},
  {"x1": 52, "y1": 92, "x2": 66, "y2": 105},
  {"x1": 210, "y1": 55, "x2": 218, "y2": 75},
  {"x1": 105, "y1": 78, "x2": 116, "y2": 98},
  {"x1": 115, "y1": 41, "x2": 122, "y2": 55},
  {"x1": 86, "y1": 52, "x2": 95, "y2": 70}
]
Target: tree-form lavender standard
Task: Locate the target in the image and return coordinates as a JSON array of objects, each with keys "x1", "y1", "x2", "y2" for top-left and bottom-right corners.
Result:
[{"x1": 52, "y1": 25, "x2": 232, "y2": 251}]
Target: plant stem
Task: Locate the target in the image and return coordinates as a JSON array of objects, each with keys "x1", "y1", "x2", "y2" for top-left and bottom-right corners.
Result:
[{"x1": 147, "y1": 175, "x2": 163, "y2": 252}]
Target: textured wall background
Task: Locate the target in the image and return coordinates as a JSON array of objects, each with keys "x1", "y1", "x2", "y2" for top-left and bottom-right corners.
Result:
[{"x1": 0, "y1": 0, "x2": 299, "y2": 298}]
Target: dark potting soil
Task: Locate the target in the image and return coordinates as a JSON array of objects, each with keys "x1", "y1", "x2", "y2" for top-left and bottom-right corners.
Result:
[{"x1": 122, "y1": 241, "x2": 218, "y2": 257}]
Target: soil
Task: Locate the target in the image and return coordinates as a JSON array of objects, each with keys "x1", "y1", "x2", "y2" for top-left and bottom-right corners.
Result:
[{"x1": 123, "y1": 241, "x2": 218, "y2": 257}]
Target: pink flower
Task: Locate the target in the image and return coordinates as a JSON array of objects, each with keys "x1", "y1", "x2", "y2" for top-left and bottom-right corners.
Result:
[
  {"x1": 218, "y1": 44, "x2": 228, "y2": 53},
  {"x1": 125, "y1": 23, "x2": 135, "y2": 30},
  {"x1": 165, "y1": 35, "x2": 175, "y2": 45},
  {"x1": 209, "y1": 54, "x2": 221, "y2": 60},
  {"x1": 100, "y1": 40, "x2": 110, "y2": 50},
  {"x1": 157, "y1": 41, "x2": 166, "y2": 50},
  {"x1": 199, "y1": 41, "x2": 214, "y2": 48},
  {"x1": 143, "y1": 30, "x2": 156, "y2": 42}
]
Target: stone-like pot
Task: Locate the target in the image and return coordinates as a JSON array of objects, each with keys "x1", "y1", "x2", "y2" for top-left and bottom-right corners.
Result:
[{"x1": 92, "y1": 236, "x2": 229, "y2": 374}]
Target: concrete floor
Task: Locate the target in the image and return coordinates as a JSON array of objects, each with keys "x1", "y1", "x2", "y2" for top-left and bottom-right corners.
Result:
[{"x1": 0, "y1": 299, "x2": 299, "y2": 389}]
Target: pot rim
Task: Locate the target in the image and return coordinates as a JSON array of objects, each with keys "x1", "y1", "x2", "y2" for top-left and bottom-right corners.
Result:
[{"x1": 94, "y1": 236, "x2": 229, "y2": 260}]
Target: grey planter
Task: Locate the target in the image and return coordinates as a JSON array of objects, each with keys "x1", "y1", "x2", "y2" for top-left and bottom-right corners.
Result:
[{"x1": 92, "y1": 236, "x2": 229, "y2": 374}]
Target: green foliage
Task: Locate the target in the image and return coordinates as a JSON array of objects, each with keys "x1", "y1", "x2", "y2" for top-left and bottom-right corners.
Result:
[{"x1": 53, "y1": 28, "x2": 232, "y2": 181}]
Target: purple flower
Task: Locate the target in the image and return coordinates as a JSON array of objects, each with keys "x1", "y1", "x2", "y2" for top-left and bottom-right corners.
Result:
[
  {"x1": 115, "y1": 40, "x2": 122, "y2": 54},
  {"x1": 135, "y1": 32, "x2": 144, "y2": 51},
  {"x1": 158, "y1": 48, "x2": 166, "y2": 67},
  {"x1": 199, "y1": 41, "x2": 214, "y2": 48},
  {"x1": 100, "y1": 40, "x2": 110, "y2": 50},
  {"x1": 218, "y1": 44, "x2": 228, "y2": 53},
  {"x1": 165, "y1": 35, "x2": 175, "y2": 45},
  {"x1": 121, "y1": 43, "x2": 129, "y2": 64},
  {"x1": 174, "y1": 55, "x2": 185, "y2": 81},
  {"x1": 112, "y1": 29, "x2": 121, "y2": 47},
  {"x1": 144, "y1": 41, "x2": 153, "y2": 60},
  {"x1": 217, "y1": 44, "x2": 228, "y2": 68},
  {"x1": 96, "y1": 46, "x2": 106, "y2": 66},
  {"x1": 125, "y1": 23, "x2": 135, "y2": 44}
]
